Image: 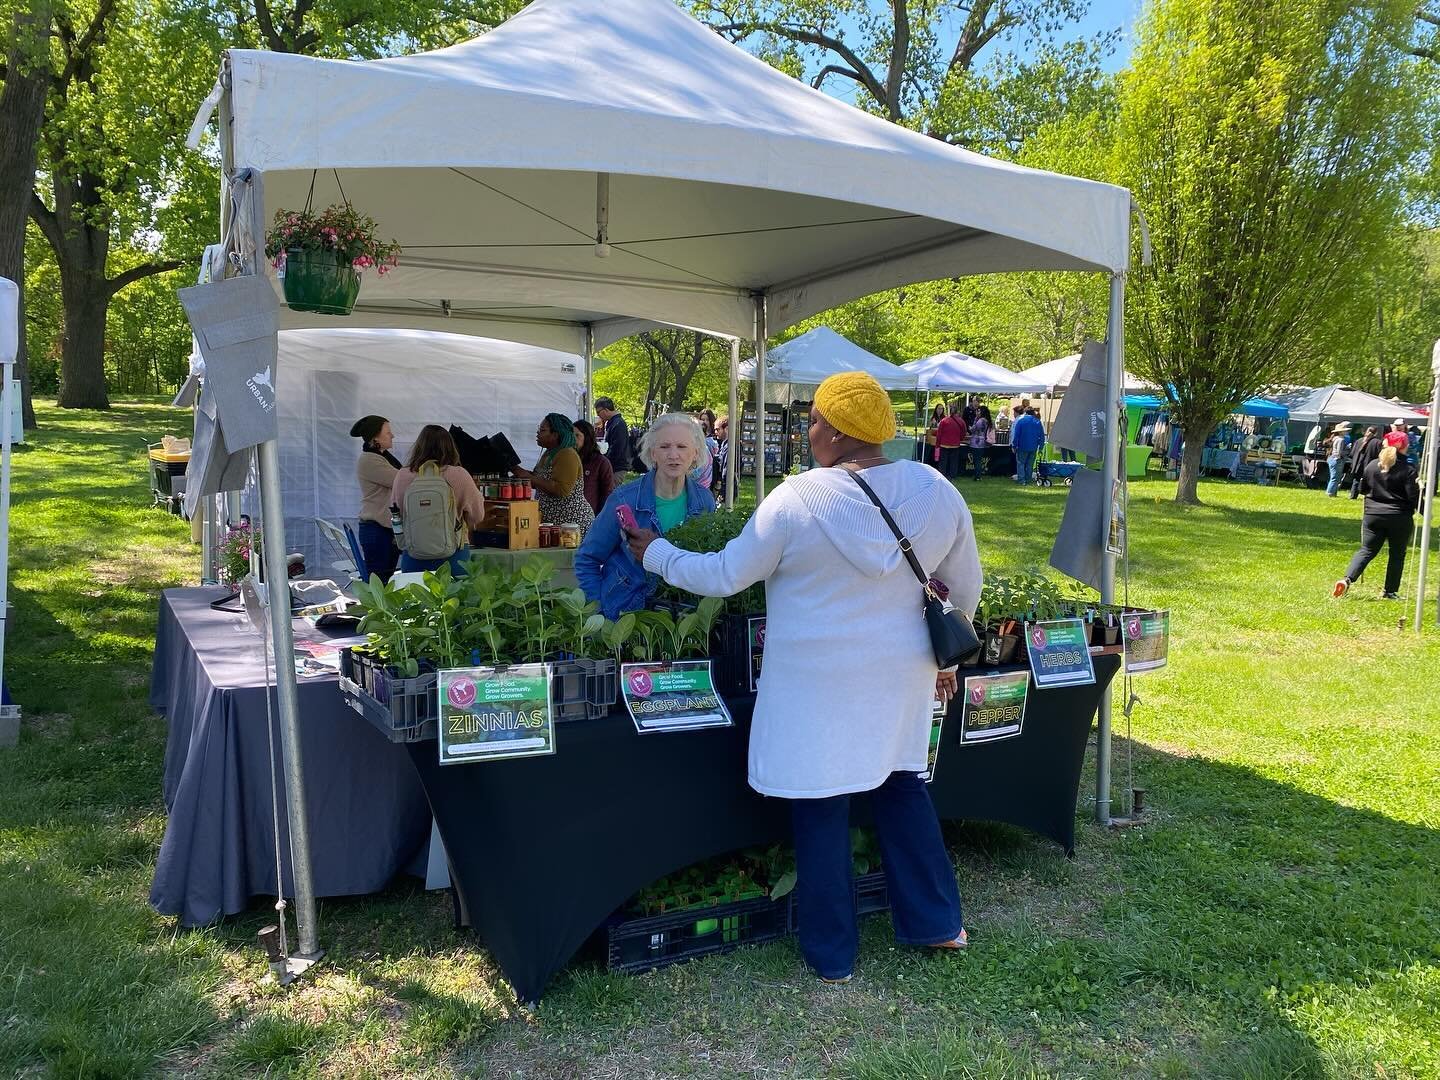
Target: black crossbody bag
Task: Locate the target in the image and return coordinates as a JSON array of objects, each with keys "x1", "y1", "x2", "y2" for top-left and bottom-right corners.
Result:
[{"x1": 847, "y1": 470, "x2": 981, "y2": 668}]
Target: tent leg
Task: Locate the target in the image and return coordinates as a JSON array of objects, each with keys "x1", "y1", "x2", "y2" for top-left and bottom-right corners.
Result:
[
  {"x1": 0, "y1": 349, "x2": 13, "y2": 733},
  {"x1": 754, "y1": 296, "x2": 768, "y2": 504},
  {"x1": 257, "y1": 437, "x2": 322, "y2": 960},
  {"x1": 1097, "y1": 272, "x2": 1125, "y2": 825},
  {"x1": 583, "y1": 325, "x2": 595, "y2": 421},
  {"x1": 1415, "y1": 341, "x2": 1440, "y2": 632},
  {"x1": 727, "y1": 339, "x2": 739, "y2": 510}
]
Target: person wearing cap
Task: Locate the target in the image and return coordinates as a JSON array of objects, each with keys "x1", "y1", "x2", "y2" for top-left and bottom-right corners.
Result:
[
  {"x1": 1383, "y1": 419, "x2": 1410, "y2": 452},
  {"x1": 350, "y1": 414, "x2": 401, "y2": 581},
  {"x1": 623, "y1": 371, "x2": 982, "y2": 984},
  {"x1": 1325, "y1": 423, "x2": 1350, "y2": 497}
]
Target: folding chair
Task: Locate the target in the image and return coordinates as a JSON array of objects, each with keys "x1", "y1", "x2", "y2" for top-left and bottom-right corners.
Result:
[{"x1": 313, "y1": 518, "x2": 367, "y2": 583}]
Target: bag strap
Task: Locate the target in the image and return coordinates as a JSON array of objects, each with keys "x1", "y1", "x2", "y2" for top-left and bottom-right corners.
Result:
[{"x1": 844, "y1": 469, "x2": 929, "y2": 590}]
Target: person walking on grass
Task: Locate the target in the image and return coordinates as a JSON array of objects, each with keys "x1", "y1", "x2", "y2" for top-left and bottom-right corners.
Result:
[
  {"x1": 622, "y1": 372, "x2": 981, "y2": 984},
  {"x1": 1349, "y1": 427, "x2": 1380, "y2": 500},
  {"x1": 1010, "y1": 406, "x2": 1045, "y2": 485},
  {"x1": 1325, "y1": 423, "x2": 1350, "y2": 497},
  {"x1": 1333, "y1": 445, "x2": 1421, "y2": 600}
]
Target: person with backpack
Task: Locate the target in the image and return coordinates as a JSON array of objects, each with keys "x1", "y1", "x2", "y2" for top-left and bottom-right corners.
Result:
[{"x1": 389, "y1": 425, "x2": 485, "y2": 575}]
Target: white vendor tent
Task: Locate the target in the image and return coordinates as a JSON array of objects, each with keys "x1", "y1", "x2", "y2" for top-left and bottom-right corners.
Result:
[
  {"x1": 272, "y1": 329, "x2": 582, "y2": 574},
  {"x1": 738, "y1": 326, "x2": 917, "y2": 398},
  {"x1": 900, "y1": 352, "x2": 1049, "y2": 395},
  {"x1": 1018, "y1": 354, "x2": 1153, "y2": 395},
  {"x1": 188, "y1": 0, "x2": 1141, "y2": 957},
  {"x1": 1287, "y1": 384, "x2": 1427, "y2": 426}
]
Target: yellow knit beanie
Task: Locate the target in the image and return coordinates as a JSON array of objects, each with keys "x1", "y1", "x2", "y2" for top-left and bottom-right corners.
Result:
[{"x1": 814, "y1": 371, "x2": 896, "y2": 445}]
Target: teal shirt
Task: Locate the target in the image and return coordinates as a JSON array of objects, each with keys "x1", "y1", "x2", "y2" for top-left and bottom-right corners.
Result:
[{"x1": 656, "y1": 492, "x2": 687, "y2": 533}]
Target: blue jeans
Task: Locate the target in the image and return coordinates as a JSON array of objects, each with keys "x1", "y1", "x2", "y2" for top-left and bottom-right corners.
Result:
[
  {"x1": 356, "y1": 520, "x2": 398, "y2": 582},
  {"x1": 1060, "y1": 448, "x2": 1076, "y2": 462},
  {"x1": 1016, "y1": 449, "x2": 1037, "y2": 484},
  {"x1": 1326, "y1": 456, "x2": 1341, "y2": 496},
  {"x1": 790, "y1": 771, "x2": 963, "y2": 980},
  {"x1": 398, "y1": 547, "x2": 472, "y2": 576}
]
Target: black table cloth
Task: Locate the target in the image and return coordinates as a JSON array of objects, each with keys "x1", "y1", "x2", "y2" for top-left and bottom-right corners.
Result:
[
  {"x1": 408, "y1": 654, "x2": 1118, "y2": 1002},
  {"x1": 149, "y1": 588, "x2": 432, "y2": 926}
]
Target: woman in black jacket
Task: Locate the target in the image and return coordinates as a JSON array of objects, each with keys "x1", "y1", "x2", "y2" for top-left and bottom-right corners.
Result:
[{"x1": 1333, "y1": 446, "x2": 1421, "y2": 599}]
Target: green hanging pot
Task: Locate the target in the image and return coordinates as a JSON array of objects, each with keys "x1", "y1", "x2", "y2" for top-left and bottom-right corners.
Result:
[{"x1": 282, "y1": 247, "x2": 361, "y2": 315}]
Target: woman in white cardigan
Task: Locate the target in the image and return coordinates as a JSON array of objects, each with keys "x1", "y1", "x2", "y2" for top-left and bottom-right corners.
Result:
[{"x1": 626, "y1": 372, "x2": 982, "y2": 983}]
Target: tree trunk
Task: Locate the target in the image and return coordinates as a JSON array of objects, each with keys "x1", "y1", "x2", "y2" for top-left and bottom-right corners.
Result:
[
  {"x1": 0, "y1": 10, "x2": 52, "y2": 429},
  {"x1": 1175, "y1": 432, "x2": 1205, "y2": 505},
  {"x1": 55, "y1": 249, "x2": 111, "y2": 410}
]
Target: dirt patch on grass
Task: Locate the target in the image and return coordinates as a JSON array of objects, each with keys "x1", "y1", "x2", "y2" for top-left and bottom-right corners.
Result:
[{"x1": 90, "y1": 548, "x2": 192, "y2": 588}]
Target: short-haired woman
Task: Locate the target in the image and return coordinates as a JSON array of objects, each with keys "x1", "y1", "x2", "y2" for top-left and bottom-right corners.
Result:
[
  {"x1": 350, "y1": 414, "x2": 401, "y2": 581},
  {"x1": 573, "y1": 419, "x2": 616, "y2": 516},
  {"x1": 575, "y1": 412, "x2": 716, "y2": 619},
  {"x1": 624, "y1": 372, "x2": 982, "y2": 983},
  {"x1": 1334, "y1": 445, "x2": 1421, "y2": 600},
  {"x1": 389, "y1": 425, "x2": 485, "y2": 575},
  {"x1": 514, "y1": 413, "x2": 595, "y2": 534}
]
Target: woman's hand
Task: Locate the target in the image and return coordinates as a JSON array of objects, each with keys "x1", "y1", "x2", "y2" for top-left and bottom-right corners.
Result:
[
  {"x1": 935, "y1": 670, "x2": 958, "y2": 707},
  {"x1": 624, "y1": 525, "x2": 659, "y2": 563},
  {"x1": 511, "y1": 466, "x2": 533, "y2": 480}
]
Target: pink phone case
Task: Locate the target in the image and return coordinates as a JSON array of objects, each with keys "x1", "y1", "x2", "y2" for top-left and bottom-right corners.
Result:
[{"x1": 616, "y1": 505, "x2": 638, "y2": 531}]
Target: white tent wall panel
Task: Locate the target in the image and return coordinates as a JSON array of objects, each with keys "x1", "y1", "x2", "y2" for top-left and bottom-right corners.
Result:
[{"x1": 262, "y1": 329, "x2": 581, "y2": 575}]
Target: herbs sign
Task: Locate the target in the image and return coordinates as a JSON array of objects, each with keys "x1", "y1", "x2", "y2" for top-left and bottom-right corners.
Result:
[{"x1": 438, "y1": 664, "x2": 554, "y2": 765}]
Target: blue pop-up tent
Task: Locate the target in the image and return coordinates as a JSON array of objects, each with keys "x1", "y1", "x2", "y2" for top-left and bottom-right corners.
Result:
[{"x1": 1124, "y1": 393, "x2": 1287, "y2": 419}]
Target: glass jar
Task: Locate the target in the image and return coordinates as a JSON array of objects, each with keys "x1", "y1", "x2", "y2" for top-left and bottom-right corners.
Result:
[{"x1": 559, "y1": 523, "x2": 581, "y2": 549}]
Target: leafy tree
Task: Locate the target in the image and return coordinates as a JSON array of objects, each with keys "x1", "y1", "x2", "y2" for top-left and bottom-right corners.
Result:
[
  {"x1": 1114, "y1": 0, "x2": 1431, "y2": 504},
  {"x1": 595, "y1": 330, "x2": 736, "y2": 416},
  {"x1": 696, "y1": 0, "x2": 1110, "y2": 137},
  {"x1": 0, "y1": 4, "x2": 53, "y2": 427}
]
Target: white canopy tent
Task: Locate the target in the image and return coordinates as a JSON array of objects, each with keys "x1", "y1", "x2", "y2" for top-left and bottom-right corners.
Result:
[
  {"x1": 268, "y1": 329, "x2": 583, "y2": 573},
  {"x1": 191, "y1": 0, "x2": 1138, "y2": 957},
  {"x1": 900, "y1": 352, "x2": 1049, "y2": 395},
  {"x1": 1017, "y1": 354, "x2": 1153, "y2": 395},
  {"x1": 1287, "y1": 385, "x2": 1427, "y2": 426},
  {"x1": 738, "y1": 326, "x2": 917, "y2": 400}
]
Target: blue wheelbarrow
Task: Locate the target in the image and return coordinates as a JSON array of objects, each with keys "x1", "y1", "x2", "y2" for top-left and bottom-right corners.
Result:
[{"x1": 1035, "y1": 460, "x2": 1083, "y2": 487}]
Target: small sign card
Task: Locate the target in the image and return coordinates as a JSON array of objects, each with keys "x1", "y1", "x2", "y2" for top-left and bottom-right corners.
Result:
[
  {"x1": 437, "y1": 664, "x2": 555, "y2": 765},
  {"x1": 920, "y1": 697, "x2": 947, "y2": 783},
  {"x1": 1024, "y1": 618, "x2": 1096, "y2": 689},
  {"x1": 622, "y1": 661, "x2": 733, "y2": 734},
  {"x1": 1123, "y1": 610, "x2": 1170, "y2": 673},
  {"x1": 746, "y1": 616, "x2": 766, "y2": 692},
  {"x1": 959, "y1": 670, "x2": 1031, "y2": 744}
]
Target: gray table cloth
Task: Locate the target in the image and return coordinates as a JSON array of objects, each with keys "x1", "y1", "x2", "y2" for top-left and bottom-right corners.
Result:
[{"x1": 150, "y1": 587, "x2": 430, "y2": 926}]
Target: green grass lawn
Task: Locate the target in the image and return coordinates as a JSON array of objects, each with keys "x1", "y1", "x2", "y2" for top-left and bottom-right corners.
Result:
[{"x1": 1, "y1": 400, "x2": 1436, "y2": 1079}]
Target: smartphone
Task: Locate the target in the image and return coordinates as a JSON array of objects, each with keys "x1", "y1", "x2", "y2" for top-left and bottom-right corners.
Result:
[{"x1": 615, "y1": 504, "x2": 638, "y2": 532}]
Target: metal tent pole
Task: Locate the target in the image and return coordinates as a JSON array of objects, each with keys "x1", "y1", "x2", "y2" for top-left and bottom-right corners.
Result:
[
  {"x1": 0, "y1": 278, "x2": 16, "y2": 740},
  {"x1": 727, "y1": 338, "x2": 739, "y2": 509},
  {"x1": 256, "y1": 437, "x2": 322, "y2": 960},
  {"x1": 1097, "y1": 272, "x2": 1126, "y2": 825},
  {"x1": 583, "y1": 325, "x2": 595, "y2": 421},
  {"x1": 1414, "y1": 339, "x2": 1440, "y2": 632},
  {"x1": 754, "y1": 296, "x2": 768, "y2": 503}
]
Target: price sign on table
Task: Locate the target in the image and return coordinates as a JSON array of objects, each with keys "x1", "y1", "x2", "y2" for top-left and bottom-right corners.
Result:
[
  {"x1": 1123, "y1": 610, "x2": 1170, "y2": 673},
  {"x1": 621, "y1": 661, "x2": 732, "y2": 734},
  {"x1": 1024, "y1": 619, "x2": 1096, "y2": 689},
  {"x1": 437, "y1": 664, "x2": 555, "y2": 765}
]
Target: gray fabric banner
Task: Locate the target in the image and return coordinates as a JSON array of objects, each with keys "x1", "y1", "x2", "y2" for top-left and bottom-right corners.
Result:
[
  {"x1": 179, "y1": 273, "x2": 280, "y2": 452},
  {"x1": 183, "y1": 388, "x2": 253, "y2": 515},
  {"x1": 1048, "y1": 339, "x2": 1108, "y2": 458},
  {"x1": 1049, "y1": 464, "x2": 1105, "y2": 590}
]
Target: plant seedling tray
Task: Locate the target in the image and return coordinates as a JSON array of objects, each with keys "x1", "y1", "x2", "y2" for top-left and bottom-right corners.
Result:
[{"x1": 606, "y1": 871, "x2": 888, "y2": 976}]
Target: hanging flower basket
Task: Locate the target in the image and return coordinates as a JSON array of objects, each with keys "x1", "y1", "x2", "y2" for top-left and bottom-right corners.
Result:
[
  {"x1": 265, "y1": 201, "x2": 400, "y2": 317},
  {"x1": 282, "y1": 247, "x2": 362, "y2": 315}
]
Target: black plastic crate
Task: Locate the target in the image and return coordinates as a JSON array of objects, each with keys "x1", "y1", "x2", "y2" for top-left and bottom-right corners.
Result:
[
  {"x1": 551, "y1": 658, "x2": 618, "y2": 722},
  {"x1": 606, "y1": 891, "x2": 790, "y2": 974},
  {"x1": 338, "y1": 674, "x2": 436, "y2": 744},
  {"x1": 710, "y1": 612, "x2": 765, "y2": 696},
  {"x1": 606, "y1": 870, "x2": 890, "y2": 977}
]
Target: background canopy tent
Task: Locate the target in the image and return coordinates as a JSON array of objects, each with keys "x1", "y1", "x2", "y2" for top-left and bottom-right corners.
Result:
[
  {"x1": 269, "y1": 329, "x2": 581, "y2": 573},
  {"x1": 1019, "y1": 354, "x2": 1153, "y2": 395},
  {"x1": 1125, "y1": 394, "x2": 1288, "y2": 419},
  {"x1": 1287, "y1": 385, "x2": 1427, "y2": 426},
  {"x1": 738, "y1": 326, "x2": 917, "y2": 398},
  {"x1": 899, "y1": 352, "x2": 1049, "y2": 395},
  {"x1": 195, "y1": 0, "x2": 1133, "y2": 350}
]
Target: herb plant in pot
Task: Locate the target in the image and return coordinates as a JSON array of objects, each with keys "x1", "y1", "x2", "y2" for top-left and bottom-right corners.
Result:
[{"x1": 265, "y1": 203, "x2": 400, "y2": 316}]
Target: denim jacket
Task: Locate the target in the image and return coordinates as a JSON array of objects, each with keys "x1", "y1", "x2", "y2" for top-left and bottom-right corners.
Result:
[{"x1": 575, "y1": 471, "x2": 717, "y2": 619}]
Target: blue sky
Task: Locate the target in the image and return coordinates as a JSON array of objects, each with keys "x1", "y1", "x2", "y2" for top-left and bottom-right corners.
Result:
[{"x1": 1013, "y1": 0, "x2": 1140, "y2": 73}]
